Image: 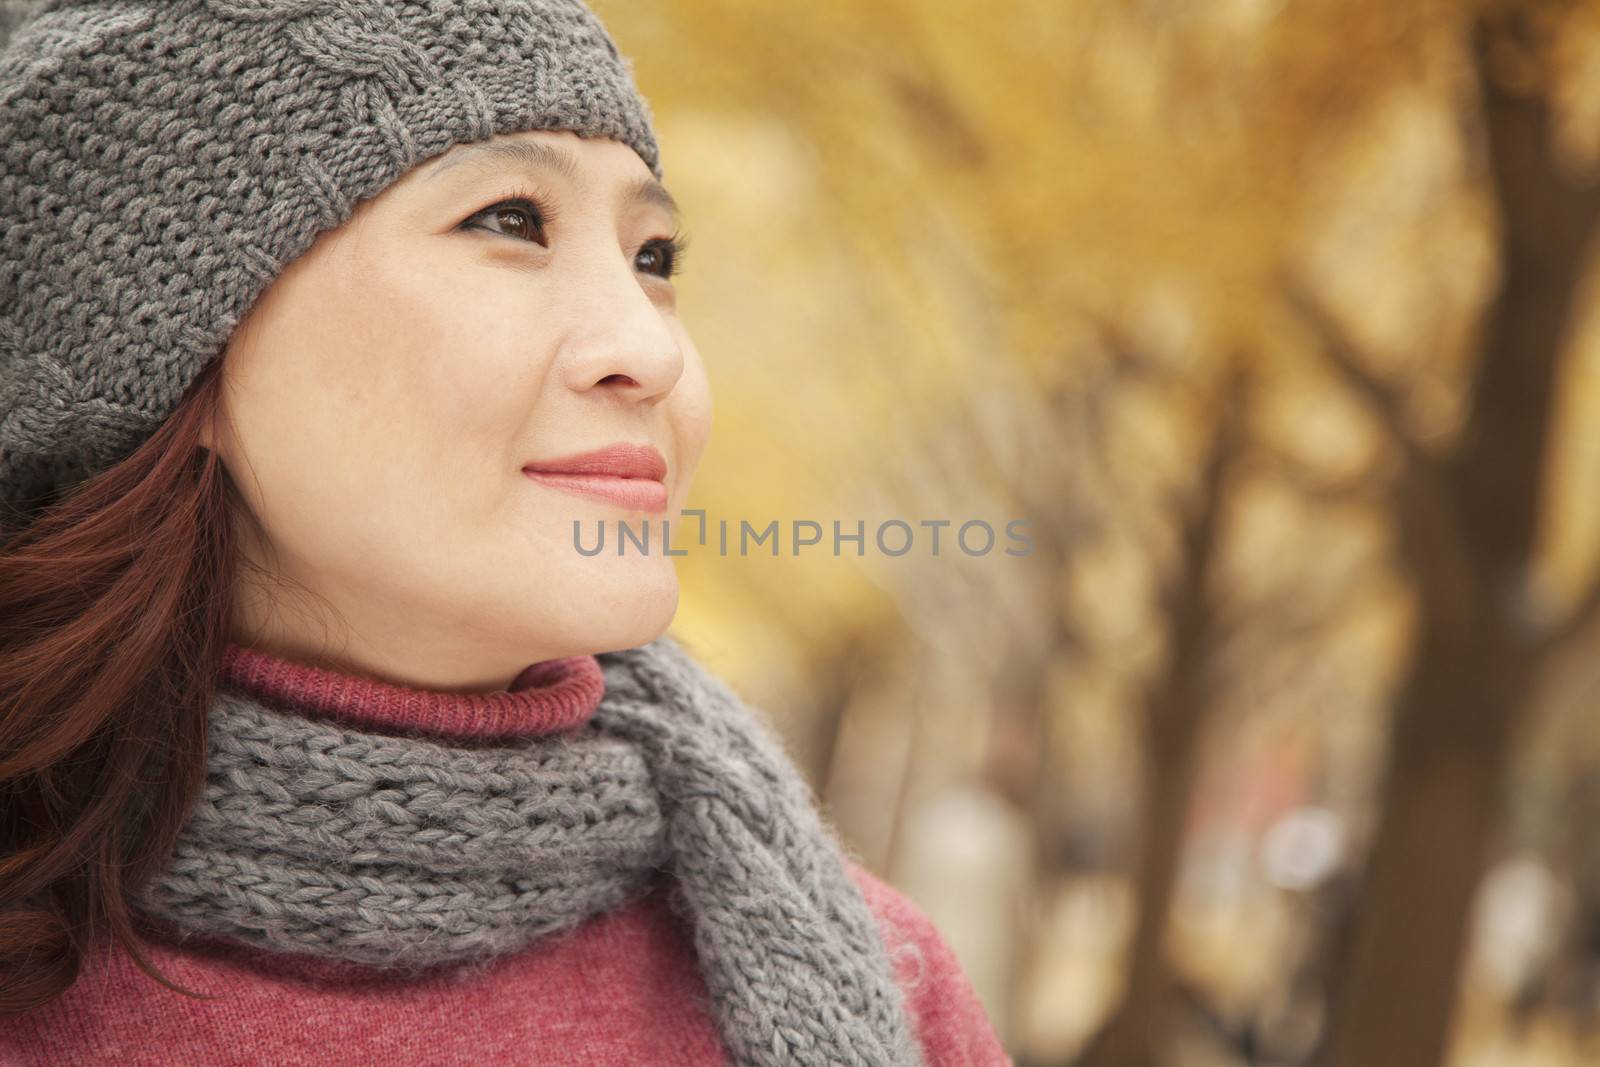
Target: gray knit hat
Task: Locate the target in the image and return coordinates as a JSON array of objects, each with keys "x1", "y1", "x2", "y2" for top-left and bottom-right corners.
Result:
[{"x1": 0, "y1": 0, "x2": 661, "y2": 541}]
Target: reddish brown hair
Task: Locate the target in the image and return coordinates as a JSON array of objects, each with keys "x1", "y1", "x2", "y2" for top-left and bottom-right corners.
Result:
[{"x1": 0, "y1": 356, "x2": 243, "y2": 1013}]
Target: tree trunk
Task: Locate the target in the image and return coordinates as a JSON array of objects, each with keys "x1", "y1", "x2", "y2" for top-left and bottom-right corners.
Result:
[
  {"x1": 1321, "y1": 15, "x2": 1600, "y2": 1067},
  {"x1": 1077, "y1": 374, "x2": 1240, "y2": 1067}
]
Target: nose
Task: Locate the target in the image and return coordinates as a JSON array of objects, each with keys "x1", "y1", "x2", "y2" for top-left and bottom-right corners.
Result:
[{"x1": 556, "y1": 244, "x2": 685, "y2": 405}]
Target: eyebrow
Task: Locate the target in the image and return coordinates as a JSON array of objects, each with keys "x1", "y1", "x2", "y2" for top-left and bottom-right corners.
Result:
[{"x1": 422, "y1": 139, "x2": 681, "y2": 222}]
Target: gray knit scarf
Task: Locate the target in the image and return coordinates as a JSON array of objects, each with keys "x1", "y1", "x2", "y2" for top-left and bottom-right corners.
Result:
[{"x1": 129, "y1": 635, "x2": 925, "y2": 1067}]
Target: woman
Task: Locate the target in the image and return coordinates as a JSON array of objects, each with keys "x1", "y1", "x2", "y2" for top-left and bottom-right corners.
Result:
[{"x1": 0, "y1": 1, "x2": 1010, "y2": 1064}]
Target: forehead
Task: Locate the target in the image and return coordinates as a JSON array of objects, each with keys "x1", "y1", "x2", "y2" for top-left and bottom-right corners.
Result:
[
  {"x1": 423, "y1": 136, "x2": 587, "y2": 183},
  {"x1": 419, "y1": 134, "x2": 680, "y2": 221}
]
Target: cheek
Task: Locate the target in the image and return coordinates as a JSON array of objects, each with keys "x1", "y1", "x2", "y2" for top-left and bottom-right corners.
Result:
[
  {"x1": 669, "y1": 356, "x2": 714, "y2": 486},
  {"x1": 328, "y1": 262, "x2": 542, "y2": 444},
  {"x1": 230, "y1": 258, "x2": 548, "y2": 533}
]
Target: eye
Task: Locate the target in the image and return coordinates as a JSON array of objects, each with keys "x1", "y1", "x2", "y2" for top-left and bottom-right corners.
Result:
[
  {"x1": 460, "y1": 194, "x2": 551, "y2": 246},
  {"x1": 636, "y1": 230, "x2": 691, "y2": 280}
]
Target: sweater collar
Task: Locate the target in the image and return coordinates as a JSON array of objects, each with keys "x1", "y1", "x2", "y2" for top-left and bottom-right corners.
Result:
[{"x1": 218, "y1": 642, "x2": 606, "y2": 742}]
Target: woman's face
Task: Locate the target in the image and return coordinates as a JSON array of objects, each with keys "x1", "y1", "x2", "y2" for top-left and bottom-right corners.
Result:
[{"x1": 204, "y1": 128, "x2": 711, "y2": 690}]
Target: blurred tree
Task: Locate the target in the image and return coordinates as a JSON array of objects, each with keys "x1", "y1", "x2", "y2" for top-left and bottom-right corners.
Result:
[
  {"x1": 1290, "y1": 9, "x2": 1600, "y2": 1067},
  {"x1": 1075, "y1": 366, "x2": 1247, "y2": 1067}
]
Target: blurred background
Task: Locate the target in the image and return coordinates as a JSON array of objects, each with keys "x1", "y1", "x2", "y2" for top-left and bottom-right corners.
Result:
[{"x1": 589, "y1": 1, "x2": 1600, "y2": 1065}]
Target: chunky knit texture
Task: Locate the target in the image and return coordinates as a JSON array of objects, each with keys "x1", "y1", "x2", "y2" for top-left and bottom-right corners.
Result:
[
  {"x1": 0, "y1": 636, "x2": 1013, "y2": 1066},
  {"x1": 0, "y1": 0, "x2": 661, "y2": 541},
  {"x1": 128, "y1": 634, "x2": 930, "y2": 1066}
]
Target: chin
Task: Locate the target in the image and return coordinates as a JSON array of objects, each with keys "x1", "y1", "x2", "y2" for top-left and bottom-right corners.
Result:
[{"x1": 568, "y1": 555, "x2": 682, "y2": 654}]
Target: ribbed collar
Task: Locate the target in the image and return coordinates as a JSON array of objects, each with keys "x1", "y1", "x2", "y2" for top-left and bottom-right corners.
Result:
[{"x1": 218, "y1": 642, "x2": 606, "y2": 742}]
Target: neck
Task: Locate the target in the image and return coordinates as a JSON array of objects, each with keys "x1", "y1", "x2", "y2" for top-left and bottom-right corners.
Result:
[{"x1": 218, "y1": 641, "x2": 606, "y2": 742}]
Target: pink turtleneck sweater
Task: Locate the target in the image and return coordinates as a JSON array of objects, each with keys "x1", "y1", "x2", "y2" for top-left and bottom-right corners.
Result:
[{"x1": 0, "y1": 644, "x2": 1014, "y2": 1066}]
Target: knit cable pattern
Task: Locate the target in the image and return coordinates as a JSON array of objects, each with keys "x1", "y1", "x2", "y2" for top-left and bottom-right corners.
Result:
[
  {"x1": 131, "y1": 634, "x2": 927, "y2": 1067},
  {"x1": 0, "y1": 0, "x2": 661, "y2": 541}
]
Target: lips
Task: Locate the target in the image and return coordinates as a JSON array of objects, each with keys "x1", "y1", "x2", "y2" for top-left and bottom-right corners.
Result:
[{"x1": 522, "y1": 443, "x2": 669, "y2": 513}]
